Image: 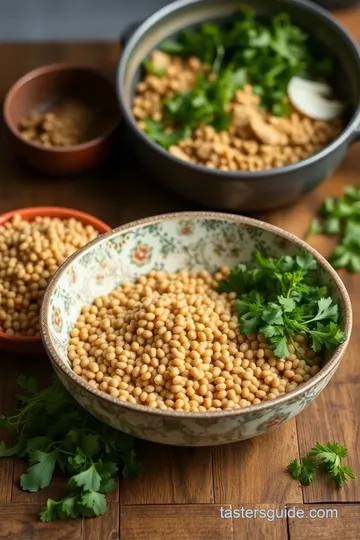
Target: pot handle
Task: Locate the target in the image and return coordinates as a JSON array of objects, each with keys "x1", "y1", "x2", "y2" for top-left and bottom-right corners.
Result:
[{"x1": 120, "y1": 21, "x2": 143, "y2": 48}]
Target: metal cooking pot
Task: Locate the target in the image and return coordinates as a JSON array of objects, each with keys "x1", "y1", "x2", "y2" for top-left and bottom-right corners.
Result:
[{"x1": 117, "y1": 0, "x2": 360, "y2": 212}]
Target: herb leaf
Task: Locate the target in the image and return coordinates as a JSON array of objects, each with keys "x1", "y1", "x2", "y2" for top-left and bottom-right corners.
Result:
[
  {"x1": 308, "y1": 185, "x2": 360, "y2": 272},
  {"x1": 144, "y1": 119, "x2": 191, "y2": 149},
  {"x1": 80, "y1": 491, "x2": 107, "y2": 516},
  {"x1": 20, "y1": 450, "x2": 58, "y2": 492},
  {"x1": 70, "y1": 463, "x2": 102, "y2": 492},
  {"x1": 287, "y1": 455, "x2": 318, "y2": 485}
]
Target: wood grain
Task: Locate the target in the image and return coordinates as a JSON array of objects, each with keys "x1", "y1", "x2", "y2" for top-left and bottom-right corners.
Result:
[
  {"x1": 0, "y1": 504, "x2": 82, "y2": 540},
  {"x1": 212, "y1": 420, "x2": 302, "y2": 504},
  {"x1": 0, "y1": 360, "x2": 19, "y2": 503},
  {"x1": 121, "y1": 442, "x2": 213, "y2": 504},
  {"x1": 288, "y1": 504, "x2": 360, "y2": 540},
  {"x1": 232, "y1": 504, "x2": 288, "y2": 540},
  {"x1": 82, "y1": 503, "x2": 119, "y2": 540},
  {"x1": 120, "y1": 504, "x2": 233, "y2": 540}
]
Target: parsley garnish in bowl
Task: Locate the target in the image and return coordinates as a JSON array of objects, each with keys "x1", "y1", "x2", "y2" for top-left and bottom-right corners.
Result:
[{"x1": 217, "y1": 251, "x2": 345, "y2": 359}]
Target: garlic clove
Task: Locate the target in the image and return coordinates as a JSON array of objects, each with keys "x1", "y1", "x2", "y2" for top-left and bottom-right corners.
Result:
[
  {"x1": 288, "y1": 76, "x2": 344, "y2": 121},
  {"x1": 289, "y1": 76, "x2": 331, "y2": 96}
]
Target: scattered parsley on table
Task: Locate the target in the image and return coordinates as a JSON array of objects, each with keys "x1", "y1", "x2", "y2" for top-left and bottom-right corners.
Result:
[
  {"x1": 307, "y1": 185, "x2": 360, "y2": 272},
  {"x1": 0, "y1": 375, "x2": 142, "y2": 522},
  {"x1": 287, "y1": 442, "x2": 356, "y2": 488}
]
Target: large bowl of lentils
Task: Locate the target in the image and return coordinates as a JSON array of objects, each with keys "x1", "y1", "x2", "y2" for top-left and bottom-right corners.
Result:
[
  {"x1": 117, "y1": 0, "x2": 360, "y2": 211},
  {"x1": 41, "y1": 212, "x2": 352, "y2": 446}
]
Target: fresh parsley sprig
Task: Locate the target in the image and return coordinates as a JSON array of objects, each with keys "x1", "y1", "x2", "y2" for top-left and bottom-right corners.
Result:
[
  {"x1": 143, "y1": 119, "x2": 191, "y2": 149},
  {"x1": 287, "y1": 455, "x2": 318, "y2": 486},
  {"x1": 307, "y1": 185, "x2": 360, "y2": 273},
  {"x1": 217, "y1": 251, "x2": 345, "y2": 359},
  {"x1": 0, "y1": 375, "x2": 141, "y2": 522},
  {"x1": 287, "y1": 442, "x2": 356, "y2": 488}
]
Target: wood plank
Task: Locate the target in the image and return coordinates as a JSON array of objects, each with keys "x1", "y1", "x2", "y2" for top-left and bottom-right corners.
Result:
[
  {"x1": 121, "y1": 441, "x2": 213, "y2": 504},
  {"x1": 120, "y1": 504, "x2": 232, "y2": 540},
  {"x1": 82, "y1": 503, "x2": 119, "y2": 540},
  {"x1": 0, "y1": 357, "x2": 20, "y2": 503},
  {"x1": 232, "y1": 504, "x2": 288, "y2": 540},
  {"x1": 0, "y1": 503, "x2": 81, "y2": 540},
  {"x1": 288, "y1": 504, "x2": 360, "y2": 540},
  {"x1": 213, "y1": 420, "x2": 302, "y2": 504}
]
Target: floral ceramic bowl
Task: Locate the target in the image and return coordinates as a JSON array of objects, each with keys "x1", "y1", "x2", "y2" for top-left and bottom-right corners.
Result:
[{"x1": 40, "y1": 212, "x2": 352, "y2": 446}]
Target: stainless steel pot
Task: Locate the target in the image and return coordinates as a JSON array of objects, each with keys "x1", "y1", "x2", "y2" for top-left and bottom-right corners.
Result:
[{"x1": 117, "y1": 0, "x2": 360, "y2": 212}]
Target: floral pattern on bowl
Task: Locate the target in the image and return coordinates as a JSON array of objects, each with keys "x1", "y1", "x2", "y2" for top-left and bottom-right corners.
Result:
[{"x1": 41, "y1": 212, "x2": 352, "y2": 447}]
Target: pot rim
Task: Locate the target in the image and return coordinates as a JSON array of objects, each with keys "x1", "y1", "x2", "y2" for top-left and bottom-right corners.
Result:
[
  {"x1": 117, "y1": 0, "x2": 360, "y2": 180},
  {"x1": 41, "y1": 211, "x2": 353, "y2": 419}
]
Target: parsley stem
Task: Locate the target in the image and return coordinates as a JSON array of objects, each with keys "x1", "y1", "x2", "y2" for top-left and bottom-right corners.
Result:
[
  {"x1": 289, "y1": 337, "x2": 309, "y2": 363},
  {"x1": 59, "y1": 449, "x2": 75, "y2": 456}
]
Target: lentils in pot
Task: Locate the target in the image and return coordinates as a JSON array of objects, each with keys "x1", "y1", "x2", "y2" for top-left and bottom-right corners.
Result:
[
  {"x1": 0, "y1": 215, "x2": 99, "y2": 336},
  {"x1": 133, "y1": 9, "x2": 344, "y2": 172},
  {"x1": 69, "y1": 269, "x2": 321, "y2": 412}
]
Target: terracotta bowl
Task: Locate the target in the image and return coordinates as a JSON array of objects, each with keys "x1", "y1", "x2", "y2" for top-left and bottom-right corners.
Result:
[
  {"x1": 41, "y1": 212, "x2": 352, "y2": 446},
  {"x1": 3, "y1": 64, "x2": 120, "y2": 175},
  {"x1": 0, "y1": 207, "x2": 111, "y2": 354}
]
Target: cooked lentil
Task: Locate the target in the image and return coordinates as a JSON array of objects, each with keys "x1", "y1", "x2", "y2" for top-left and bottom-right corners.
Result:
[
  {"x1": 133, "y1": 52, "x2": 342, "y2": 172},
  {"x1": 69, "y1": 269, "x2": 321, "y2": 411},
  {"x1": 0, "y1": 215, "x2": 99, "y2": 336}
]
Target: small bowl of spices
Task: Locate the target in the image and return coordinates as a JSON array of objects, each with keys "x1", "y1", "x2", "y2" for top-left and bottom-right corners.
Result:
[
  {"x1": 3, "y1": 64, "x2": 121, "y2": 175},
  {"x1": 0, "y1": 207, "x2": 111, "y2": 354}
]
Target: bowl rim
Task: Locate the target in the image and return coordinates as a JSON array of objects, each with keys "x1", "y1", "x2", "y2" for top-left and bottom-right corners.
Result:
[
  {"x1": 41, "y1": 210, "x2": 353, "y2": 418},
  {"x1": 117, "y1": 0, "x2": 360, "y2": 179},
  {"x1": 0, "y1": 206, "x2": 111, "y2": 345},
  {"x1": 3, "y1": 62, "x2": 120, "y2": 153}
]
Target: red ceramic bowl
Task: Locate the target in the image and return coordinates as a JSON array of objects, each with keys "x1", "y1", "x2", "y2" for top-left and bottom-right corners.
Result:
[{"x1": 0, "y1": 207, "x2": 111, "y2": 354}]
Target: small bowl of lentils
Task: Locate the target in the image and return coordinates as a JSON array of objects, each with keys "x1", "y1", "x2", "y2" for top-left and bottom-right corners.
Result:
[{"x1": 0, "y1": 207, "x2": 111, "y2": 354}]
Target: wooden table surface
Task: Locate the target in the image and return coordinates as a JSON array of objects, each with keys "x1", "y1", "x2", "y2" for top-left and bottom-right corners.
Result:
[{"x1": 1, "y1": 6, "x2": 360, "y2": 540}]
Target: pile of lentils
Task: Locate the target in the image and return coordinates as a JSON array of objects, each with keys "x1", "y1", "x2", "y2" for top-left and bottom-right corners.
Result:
[
  {"x1": 69, "y1": 269, "x2": 321, "y2": 412},
  {"x1": 0, "y1": 215, "x2": 99, "y2": 336}
]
